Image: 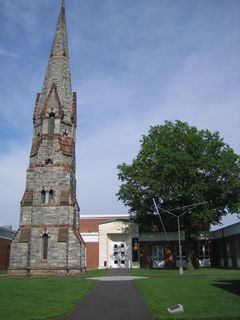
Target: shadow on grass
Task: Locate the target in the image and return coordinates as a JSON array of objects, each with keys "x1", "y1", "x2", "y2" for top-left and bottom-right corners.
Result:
[
  {"x1": 212, "y1": 279, "x2": 240, "y2": 296},
  {"x1": 169, "y1": 316, "x2": 240, "y2": 320},
  {"x1": 168, "y1": 318, "x2": 240, "y2": 320}
]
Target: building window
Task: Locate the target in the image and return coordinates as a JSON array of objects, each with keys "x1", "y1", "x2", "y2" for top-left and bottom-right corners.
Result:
[
  {"x1": 41, "y1": 190, "x2": 46, "y2": 203},
  {"x1": 152, "y1": 246, "x2": 164, "y2": 260},
  {"x1": 235, "y1": 240, "x2": 240, "y2": 258},
  {"x1": 49, "y1": 190, "x2": 54, "y2": 204},
  {"x1": 41, "y1": 189, "x2": 55, "y2": 204},
  {"x1": 42, "y1": 234, "x2": 48, "y2": 260},
  {"x1": 226, "y1": 243, "x2": 231, "y2": 258},
  {"x1": 199, "y1": 245, "x2": 210, "y2": 259},
  {"x1": 152, "y1": 246, "x2": 164, "y2": 268},
  {"x1": 45, "y1": 158, "x2": 53, "y2": 165},
  {"x1": 175, "y1": 246, "x2": 186, "y2": 258},
  {"x1": 48, "y1": 113, "x2": 55, "y2": 135}
]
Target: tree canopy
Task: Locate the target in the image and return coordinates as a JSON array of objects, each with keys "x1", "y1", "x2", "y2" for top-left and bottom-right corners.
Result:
[{"x1": 117, "y1": 121, "x2": 240, "y2": 231}]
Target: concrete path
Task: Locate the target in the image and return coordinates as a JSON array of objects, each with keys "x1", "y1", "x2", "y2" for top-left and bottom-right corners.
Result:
[
  {"x1": 58, "y1": 269, "x2": 153, "y2": 320},
  {"x1": 86, "y1": 275, "x2": 147, "y2": 281}
]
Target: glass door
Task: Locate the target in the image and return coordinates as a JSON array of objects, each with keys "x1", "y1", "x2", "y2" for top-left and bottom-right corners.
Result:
[{"x1": 152, "y1": 246, "x2": 164, "y2": 268}]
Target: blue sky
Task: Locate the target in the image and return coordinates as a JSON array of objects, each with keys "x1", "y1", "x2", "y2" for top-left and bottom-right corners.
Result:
[{"x1": 0, "y1": 0, "x2": 239, "y2": 229}]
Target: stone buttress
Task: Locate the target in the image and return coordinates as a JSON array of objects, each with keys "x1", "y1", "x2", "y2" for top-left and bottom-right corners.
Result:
[{"x1": 8, "y1": 1, "x2": 85, "y2": 275}]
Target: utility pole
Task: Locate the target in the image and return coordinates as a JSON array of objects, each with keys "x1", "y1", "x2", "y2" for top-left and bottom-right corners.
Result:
[{"x1": 152, "y1": 199, "x2": 207, "y2": 275}]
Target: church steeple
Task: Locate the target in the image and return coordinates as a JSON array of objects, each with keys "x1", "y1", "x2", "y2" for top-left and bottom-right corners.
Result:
[
  {"x1": 37, "y1": 1, "x2": 72, "y2": 123},
  {"x1": 8, "y1": 1, "x2": 85, "y2": 276},
  {"x1": 50, "y1": 1, "x2": 68, "y2": 57}
]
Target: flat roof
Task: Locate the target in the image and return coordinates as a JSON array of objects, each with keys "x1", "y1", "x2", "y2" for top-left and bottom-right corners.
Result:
[{"x1": 80, "y1": 214, "x2": 129, "y2": 219}]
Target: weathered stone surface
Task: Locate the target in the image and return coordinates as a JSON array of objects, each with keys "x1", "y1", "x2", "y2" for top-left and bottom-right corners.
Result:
[
  {"x1": 41, "y1": 83, "x2": 63, "y2": 120},
  {"x1": 58, "y1": 136, "x2": 74, "y2": 157},
  {"x1": 19, "y1": 228, "x2": 31, "y2": 243},
  {"x1": 9, "y1": 2, "x2": 85, "y2": 276},
  {"x1": 38, "y1": 5, "x2": 72, "y2": 125},
  {"x1": 58, "y1": 227, "x2": 68, "y2": 242},
  {"x1": 60, "y1": 190, "x2": 70, "y2": 205},
  {"x1": 21, "y1": 191, "x2": 33, "y2": 206},
  {"x1": 30, "y1": 136, "x2": 42, "y2": 157}
]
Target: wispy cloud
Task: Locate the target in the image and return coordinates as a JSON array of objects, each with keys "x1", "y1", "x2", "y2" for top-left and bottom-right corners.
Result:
[
  {"x1": 0, "y1": 0, "x2": 239, "y2": 229},
  {"x1": 0, "y1": 143, "x2": 29, "y2": 229},
  {"x1": 0, "y1": 46, "x2": 19, "y2": 59},
  {"x1": 1, "y1": 0, "x2": 50, "y2": 33}
]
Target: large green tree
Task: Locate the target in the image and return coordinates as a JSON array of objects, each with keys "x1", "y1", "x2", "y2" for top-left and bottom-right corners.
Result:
[{"x1": 117, "y1": 121, "x2": 240, "y2": 264}]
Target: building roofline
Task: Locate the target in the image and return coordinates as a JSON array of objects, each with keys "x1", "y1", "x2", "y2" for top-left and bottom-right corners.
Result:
[
  {"x1": 211, "y1": 221, "x2": 240, "y2": 232},
  {"x1": 98, "y1": 218, "x2": 130, "y2": 225},
  {"x1": 80, "y1": 214, "x2": 129, "y2": 219},
  {"x1": 0, "y1": 226, "x2": 16, "y2": 233}
]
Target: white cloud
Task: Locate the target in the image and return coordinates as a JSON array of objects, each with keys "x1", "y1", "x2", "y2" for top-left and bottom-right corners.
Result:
[
  {"x1": 0, "y1": 47, "x2": 18, "y2": 59},
  {"x1": 76, "y1": 118, "x2": 143, "y2": 215},
  {"x1": 0, "y1": 143, "x2": 29, "y2": 229},
  {"x1": 1, "y1": 0, "x2": 50, "y2": 34},
  {"x1": 0, "y1": 0, "x2": 239, "y2": 230}
]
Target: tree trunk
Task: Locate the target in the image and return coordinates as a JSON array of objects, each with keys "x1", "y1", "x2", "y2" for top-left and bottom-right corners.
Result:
[{"x1": 185, "y1": 219, "x2": 195, "y2": 270}]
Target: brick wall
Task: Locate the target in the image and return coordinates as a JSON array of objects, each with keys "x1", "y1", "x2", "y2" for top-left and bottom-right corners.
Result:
[
  {"x1": 80, "y1": 218, "x2": 114, "y2": 233},
  {"x1": 0, "y1": 239, "x2": 11, "y2": 270},
  {"x1": 86, "y1": 242, "x2": 99, "y2": 269}
]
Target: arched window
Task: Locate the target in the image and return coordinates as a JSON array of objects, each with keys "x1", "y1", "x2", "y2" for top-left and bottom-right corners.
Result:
[
  {"x1": 41, "y1": 190, "x2": 46, "y2": 203},
  {"x1": 48, "y1": 113, "x2": 55, "y2": 135},
  {"x1": 49, "y1": 190, "x2": 54, "y2": 204},
  {"x1": 42, "y1": 234, "x2": 48, "y2": 260}
]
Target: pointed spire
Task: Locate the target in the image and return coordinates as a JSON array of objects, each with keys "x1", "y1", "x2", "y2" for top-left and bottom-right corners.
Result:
[
  {"x1": 50, "y1": 0, "x2": 68, "y2": 57},
  {"x1": 38, "y1": 0, "x2": 72, "y2": 121},
  {"x1": 61, "y1": 0, "x2": 65, "y2": 8}
]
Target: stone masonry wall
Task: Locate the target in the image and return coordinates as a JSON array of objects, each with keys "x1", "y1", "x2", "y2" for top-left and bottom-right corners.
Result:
[{"x1": 8, "y1": 3, "x2": 85, "y2": 275}]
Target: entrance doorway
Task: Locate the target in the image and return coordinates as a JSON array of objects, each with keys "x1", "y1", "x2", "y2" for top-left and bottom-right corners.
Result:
[
  {"x1": 112, "y1": 243, "x2": 127, "y2": 268},
  {"x1": 152, "y1": 245, "x2": 164, "y2": 268}
]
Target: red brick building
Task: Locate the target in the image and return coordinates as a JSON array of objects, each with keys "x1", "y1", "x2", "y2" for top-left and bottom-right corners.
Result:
[
  {"x1": 211, "y1": 222, "x2": 240, "y2": 268},
  {"x1": 80, "y1": 214, "x2": 139, "y2": 269},
  {"x1": 80, "y1": 215, "x2": 240, "y2": 270},
  {"x1": 0, "y1": 226, "x2": 16, "y2": 271},
  {"x1": 80, "y1": 217, "x2": 104, "y2": 269}
]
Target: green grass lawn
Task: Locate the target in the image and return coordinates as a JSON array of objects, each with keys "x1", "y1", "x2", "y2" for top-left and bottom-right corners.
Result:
[
  {"x1": 1, "y1": 268, "x2": 239, "y2": 320},
  {"x1": 0, "y1": 269, "x2": 107, "y2": 320},
  {"x1": 78, "y1": 268, "x2": 108, "y2": 278},
  {"x1": 131, "y1": 268, "x2": 240, "y2": 320}
]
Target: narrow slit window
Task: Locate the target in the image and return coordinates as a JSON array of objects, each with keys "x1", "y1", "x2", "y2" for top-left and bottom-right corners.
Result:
[
  {"x1": 49, "y1": 190, "x2": 54, "y2": 204},
  {"x1": 48, "y1": 113, "x2": 55, "y2": 135},
  {"x1": 42, "y1": 234, "x2": 48, "y2": 260},
  {"x1": 41, "y1": 190, "x2": 46, "y2": 203}
]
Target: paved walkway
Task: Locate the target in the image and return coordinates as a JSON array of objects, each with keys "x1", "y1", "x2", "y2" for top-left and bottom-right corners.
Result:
[{"x1": 58, "y1": 269, "x2": 153, "y2": 320}]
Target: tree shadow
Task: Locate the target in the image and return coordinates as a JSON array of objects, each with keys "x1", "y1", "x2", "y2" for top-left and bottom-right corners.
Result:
[{"x1": 212, "y1": 279, "x2": 240, "y2": 296}]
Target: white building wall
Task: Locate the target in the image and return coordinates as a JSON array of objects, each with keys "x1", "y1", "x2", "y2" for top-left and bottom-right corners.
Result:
[{"x1": 98, "y1": 220, "x2": 139, "y2": 269}]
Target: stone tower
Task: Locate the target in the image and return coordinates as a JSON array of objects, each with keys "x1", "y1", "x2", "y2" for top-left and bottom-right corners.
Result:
[{"x1": 9, "y1": 1, "x2": 85, "y2": 275}]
